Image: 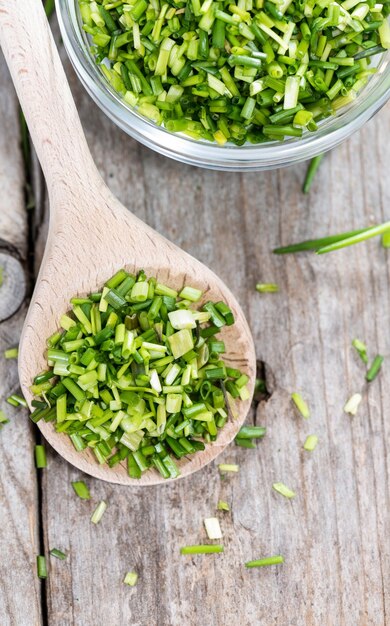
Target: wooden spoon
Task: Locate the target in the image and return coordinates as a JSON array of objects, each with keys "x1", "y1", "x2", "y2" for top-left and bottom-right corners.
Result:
[{"x1": 0, "y1": 0, "x2": 256, "y2": 484}]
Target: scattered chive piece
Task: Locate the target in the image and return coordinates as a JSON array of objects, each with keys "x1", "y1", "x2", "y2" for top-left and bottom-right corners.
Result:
[
  {"x1": 123, "y1": 571, "x2": 138, "y2": 587},
  {"x1": 35, "y1": 444, "x2": 47, "y2": 468},
  {"x1": 217, "y1": 500, "x2": 230, "y2": 512},
  {"x1": 91, "y1": 500, "x2": 107, "y2": 524},
  {"x1": 344, "y1": 393, "x2": 362, "y2": 416},
  {"x1": 382, "y1": 231, "x2": 390, "y2": 248},
  {"x1": 37, "y1": 555, "x2": 48, "y2": 579},
  {"x1": 50, "y1": 548, "x2": 67, "y2": 560},
  {"x1": 302, "y1": 154, "x2": 324, "y2": 193},
  {"x1": 180, "y1": 545, "x2": 224, "y2": 555},
  {"x1": 235, "y1": 438, "x2": 256, "y2": 448},
  {"x1": 204, "y1": 517, "x2": 222, "y2": 540},
  {"x1": 303, "y1": 434, "x2": 318, "y2": 452},
  {"x1": 31, "y1": 270, "x2": 248, "y2": 479},
  {"x1": 273, "y1": 482, "x2": 296, "y2": 499},
  {"x1": 256, "y1": 283, "x2": 279, "y2": 293},
  {"x1": 4, "y1": 347, "x2": 18, "y2": 359},
  {"x1": 71, "y1": 480, "x2": 91, "y2": 500},
  {"x1": 236, "y1": 426, "x2": 266, "y2": 439},
  {"x1": 245, "y1": 555, "x2": 284, "y2": 568},
  {"x1": 0, "y1": 266, "x2": 3, "y2": 287},
  {"x1": 218, "y1": 464, "x2": 239, "y2": 473},
  {"x1": 291, "y1": 393, "x2": 310, "y2": 419},
  {"x1": 44, "y1": 0, "x2": 55, "y2": 18},
  {"x1": 366, "y1": 355, "x2": 384, "y2": 382},
  {"x1": 6, "y1": 394, "x2": 27, "y2": 408},
  {"x1": 352, "y1": 339, "x2": 368, "y2": 365},
  {"x1": 0, "y1": 410, "x2": 9, "y2": 429}
]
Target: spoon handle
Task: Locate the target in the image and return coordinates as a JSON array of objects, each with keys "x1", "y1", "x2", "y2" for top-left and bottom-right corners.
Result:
[{"x1": 0, "y1": 0, "x2": 98, "y2": 202}]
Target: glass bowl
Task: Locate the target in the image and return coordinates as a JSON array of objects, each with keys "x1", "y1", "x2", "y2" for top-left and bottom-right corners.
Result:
[{"x1": 56, "y1": 0, "x2": 390, "y2": 171}]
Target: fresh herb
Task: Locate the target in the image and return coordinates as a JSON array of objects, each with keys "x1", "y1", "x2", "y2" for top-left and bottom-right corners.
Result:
[
  {"x1": 245, "y1": 555, "x2": 284, "y2": 568},
  {"x1": 30, "y1": 270, "x2": 248, "y2": 480},
  {"x1": 255, "y1": 283, "x2": 279, "y2": 293},
  {"x1": 352, "y1": 339, "x2": 368, "y2": 365},
  {"x1": 272, "y1": 482, "x2": 296, "y2": 499},
  {"x1": 4, "y1": 347, "x2": 18, "y2": 359},
  {"x1": 71, "y1": 481, "x2": 91, "y2": 500},
  {"x1": 44, "y1": 0, "x2": 55, "y2": 18},
  {"x1": 50, "y1": 548, "x2": 67, "y2": 560},
  {"x1": 91, "y1": 500, "x2": 107, "y2": 524},
  {"x1": 217, "y1": 500, "x2": 230, "y2": 512},
  {"x1": 235, "y1": 424, "x2": 266, "y2": 447},
  {"x1": 123, "y1": 571, "x2": 138, "y2": 586},
  {"x1": 303, "y1": 434, "x2": 318, "y2": 452},
  {"x1": 37, "y1": 555, "x2": 48, "y2": 579},
  {"x1": 0, "y1": 410, "x2": 9, "y2": 429},
  {"x1": 204, "y1": 517, "x2": 222, "y2": 539},
  {"x1": 35, "y1": 444, "x2": 47, "y2": 468},
  {"x1": 291, "y1": 393, "x2": 310, "y2": 419},
  {"x1": 78, "y1": 0, "x2": 390, "y2": 145},
  {"x1": 302, "y1": 154, "x2": 325, "y2": 193},
  {"x1": 382, "y1": 230, "x2": 390, "y2": 248},
  {"x1": 344, "y1": 393, "x2": 362, "y2": 415},
  {"x1": 274, "y1": 222, "x2": 390, "y2": 255},
  {"x1": 6, "y1": 394, "x2": 27, "y2": 408},
  {"x1": 180, "y1": 545, "x2": 224, "y2": 555},
  {"x1": 366, "y1": 355, "x2": 384, "y2": 382},
  {"x1": 218, "y1": 463, "x2": 239, "y2": 473}
]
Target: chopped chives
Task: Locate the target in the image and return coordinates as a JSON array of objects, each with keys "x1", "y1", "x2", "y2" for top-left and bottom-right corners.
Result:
[
  {"x1": 78, "y1": 0, "x2": 389, "y2": 146},
  {"x1": 123, "y1": 571, "x2": 138, "y2": 586},
  {"x1": 303, "y1": 434, "x2": 319, "y2": 451},
  {"x1": 0, "y1": 410, "x2": 9, "y2": 429},
  {"x1": 344, "y1": 393, "x2": 362, "y2": 415},
  {"x1": 91, "y1": 500, "x2": 107, "y2": 524},
  {"x1": 366, "y1": 355, "x2": 383, "y2": 382},
  {"x1": 7, "y1": 394, "x2": 27, "y2": 408},
  {"x1": 35, "y1": 445, "x2": 47, "y2": 468},
  {"x1": 352, "y1": 339, "x2": 368, "y2": 364},
  {"x1": 273, "y1": 482, "x2": 296, "y2": 499},
  {"x1": 71, "y1": 480, "x2": 91, "y2": 499},
  {"x1": 217, "y1": 500, "x2": 230, "y2": 512},
  {"x1": 50, "y1": 548, "x2": 67, "y2": 560},
  {"x1": 291, "y1": 393, "x2": 310, "y2": 419},
  {"x1": 236, "y1": 426, "x2": 266, "y2": 439},
  {"x1": 204, "y1": 517, "x2": 222, "y2": 540},
  {"x1": 31, "y1": 270, "x2": 249, "y2": 479},
  {"x1": 37, "y1": 555, "x2": 48, "y2": 579},
  {"x1": 218, "y1": 463, "x2": 239, "y2": 473},
  {"x1": 255, "y1": 283, "x2": 279, "y2": 293},
  {"x1": 4, "y1": 347, "x2": 18, "y2": 359},
  {"x1": 245, "y1": 555, "x2": 284, "y2": 568},
  {"x1": 180, "y1": 545, "x2": 224, "y2": 555}
]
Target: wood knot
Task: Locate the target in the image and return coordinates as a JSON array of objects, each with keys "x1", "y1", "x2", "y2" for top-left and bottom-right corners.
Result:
[{"x1": 0, "y1": 241, "x2": 26, "y2": 322}]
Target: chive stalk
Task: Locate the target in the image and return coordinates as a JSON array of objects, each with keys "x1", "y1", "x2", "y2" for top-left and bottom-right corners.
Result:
[
  {"x1": 50, "y1": 548, "x2": 67, "y2": 560},
  {"x1": 180, "y1": 545, "x2": 224, "y2": 554},
  {"x1": 273, "y1": 482, "x2": 296, "y2": 498},
  {"x1": 71, "y1": 481, "x2": 91, "y2": 499},
  {"x1": 366, "y1": 355, "x2": 383, "y2": 382},
  {"x1": 245, "y1": 555, "x2": 284, "y2": 567}
]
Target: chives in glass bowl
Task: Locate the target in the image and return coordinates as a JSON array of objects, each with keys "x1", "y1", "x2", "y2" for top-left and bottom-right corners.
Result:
[{"x1": 56, "y1": 0, "x2": 390, "y2": 170}]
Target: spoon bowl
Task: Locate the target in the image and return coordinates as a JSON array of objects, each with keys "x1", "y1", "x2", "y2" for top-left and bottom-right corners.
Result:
[{"x1": 0, "y1": 0, "x2": 256, "y2": 484}]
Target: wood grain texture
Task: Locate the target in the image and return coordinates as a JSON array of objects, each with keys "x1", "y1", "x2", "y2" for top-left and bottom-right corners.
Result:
[
  {"x1": 0, "y1": 0, "x2": 255, "y2": 485},
  {"x1": 0, "y1": 53, "x2": 42, "y2": 626},
  {"x1": 2, "y1": 7, "x2": 390, "y2": 625}
]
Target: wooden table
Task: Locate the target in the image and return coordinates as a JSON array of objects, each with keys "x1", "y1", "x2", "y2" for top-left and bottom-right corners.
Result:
[{"x1": 1, "y1": 15, "x2": 389, "y2": 626}]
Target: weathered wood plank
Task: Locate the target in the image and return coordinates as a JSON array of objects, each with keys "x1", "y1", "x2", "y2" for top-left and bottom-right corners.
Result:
[
  {"x1": 31, "y1": 20, "x2": 390, "y2": 625},
  {"x1": 0, "y1": 53, "x2": 42, "y2": 626}
]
